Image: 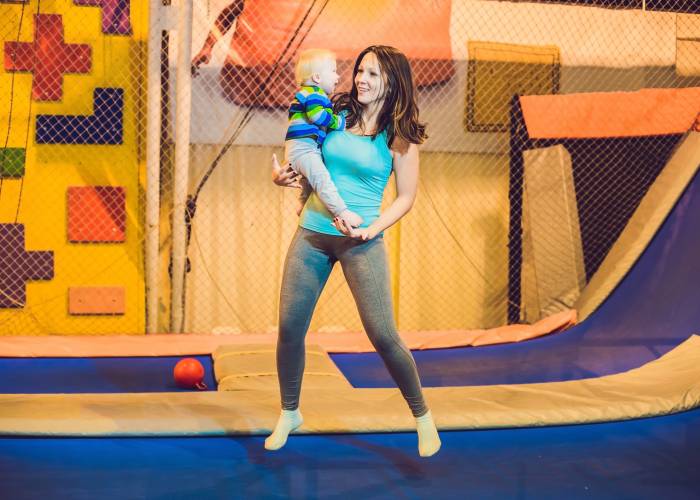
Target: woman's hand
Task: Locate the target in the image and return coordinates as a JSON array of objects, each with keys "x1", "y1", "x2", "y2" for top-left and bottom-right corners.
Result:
[
  {"x1": 332, "y1": 217, "x2": 377, "y2": 241},
  {"x1": 352, "y1": 228, "x2": 377, "y2": 241},
  {"x1": 272, "y1": 154, "x2": 302, "y2": 188}
]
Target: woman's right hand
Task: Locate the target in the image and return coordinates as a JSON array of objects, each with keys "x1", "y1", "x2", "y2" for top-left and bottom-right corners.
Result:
[{"x1": 272, "y1": 154, "x2": 302, "y2": 188}]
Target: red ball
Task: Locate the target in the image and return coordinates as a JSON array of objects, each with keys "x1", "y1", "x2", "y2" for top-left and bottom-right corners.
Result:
[{"x1": 173, "y1": 358, "x2": 207, "y2": 390}]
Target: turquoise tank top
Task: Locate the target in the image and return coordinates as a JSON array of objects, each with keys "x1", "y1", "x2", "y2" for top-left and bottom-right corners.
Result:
[{"x1": 299, "y1": 128, "x2": 393, "y2": 236}]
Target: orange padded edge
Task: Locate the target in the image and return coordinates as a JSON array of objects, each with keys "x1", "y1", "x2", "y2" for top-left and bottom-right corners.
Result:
[
  {"x1": 520, "y1": 87, "x2": 700, "y2": 139},
  {"x1": 0, "y1": 310, "x2": 576, "y2": 357}
]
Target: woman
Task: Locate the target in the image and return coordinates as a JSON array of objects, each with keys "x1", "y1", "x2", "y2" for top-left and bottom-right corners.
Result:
[{"x1": 269, "y1": 46, "x2": 441, "y2": 457}]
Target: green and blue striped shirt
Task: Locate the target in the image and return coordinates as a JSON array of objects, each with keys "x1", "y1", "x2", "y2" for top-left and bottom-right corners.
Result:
[{"x1": 285, "y1": 85, "x2": 345, "y2": 145}]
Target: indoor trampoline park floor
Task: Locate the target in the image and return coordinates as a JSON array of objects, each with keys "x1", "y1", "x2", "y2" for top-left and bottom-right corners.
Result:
[{"x1": 1, "y1": 165, "x2": 699, "y2": 500}]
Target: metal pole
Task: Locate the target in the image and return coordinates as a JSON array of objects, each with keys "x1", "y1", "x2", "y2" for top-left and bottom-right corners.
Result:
[
  {"x1": 146, "y1": 0, "x2": 163, "y2": 334},
  {"x1": 171, "y1": 0, "x2": 193, "y2": 333}
]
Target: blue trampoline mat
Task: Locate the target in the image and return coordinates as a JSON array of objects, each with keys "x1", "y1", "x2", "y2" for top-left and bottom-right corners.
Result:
[
  {"x1": 2, "y1": 408, "x2": 699, "y2": 500},
  {"x1": 0, "y1": 356, "x2": 216, "y2": 393}
]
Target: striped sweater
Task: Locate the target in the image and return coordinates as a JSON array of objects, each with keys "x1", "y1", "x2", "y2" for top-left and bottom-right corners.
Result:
[{"x1": 285, "y1": 85, "x2": 345, "y2": 145}]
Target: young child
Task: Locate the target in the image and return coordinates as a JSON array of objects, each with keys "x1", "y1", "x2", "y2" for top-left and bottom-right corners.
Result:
[{"x1": 285, "y1": 49, "x2": 363, "y2": 229}]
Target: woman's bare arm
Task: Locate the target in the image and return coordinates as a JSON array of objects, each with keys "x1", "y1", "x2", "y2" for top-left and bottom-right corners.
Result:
[{"x1": 335, "y1": 143, "x2": 419, "y2": 240}]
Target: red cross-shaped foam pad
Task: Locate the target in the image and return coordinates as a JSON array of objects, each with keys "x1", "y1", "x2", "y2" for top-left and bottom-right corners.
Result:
[{"x1": 4, "y1": 14, "x2": 91, "y2": 101}]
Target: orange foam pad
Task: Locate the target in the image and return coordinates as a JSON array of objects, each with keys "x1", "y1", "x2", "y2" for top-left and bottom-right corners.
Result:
[
  {"x1": 520, "y1": 87, "x2": 700, "y2": 139},
  {"x1": 68, "y1": 286, "x2": 125, "y2": 315},
  {"x1": 0, "y1": 310, "x2": 576, "y2": 357},
  {"x1": 67, "y1": 186, "x2": 125, "y2": 242}
]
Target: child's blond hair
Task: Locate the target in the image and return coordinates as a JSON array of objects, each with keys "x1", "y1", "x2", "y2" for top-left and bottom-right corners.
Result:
[{"x1": 294, "y1": 49, "x2": 336, "y2": 87}]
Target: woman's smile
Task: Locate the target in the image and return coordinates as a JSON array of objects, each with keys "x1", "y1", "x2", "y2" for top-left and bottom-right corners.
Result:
[{"x1": 355, "y1": 52, "x2": 385, "y2": 105}]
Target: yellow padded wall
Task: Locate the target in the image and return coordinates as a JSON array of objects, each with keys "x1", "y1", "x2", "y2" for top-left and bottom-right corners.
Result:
[{"x1": 0, "y1": 0, "x2": 147, "y2": 334}]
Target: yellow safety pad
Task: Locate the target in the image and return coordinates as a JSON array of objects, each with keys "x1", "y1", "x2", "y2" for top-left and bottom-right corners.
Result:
[
  {"x1": 521, "y1": 144, "x2": 586, "y2": 322},
  {"x1": 1, "y1": 336, "x2": 699, "y2": 436},
  {"x1": 466, "y1": 41, "x2": 560, "y2": 132},
  {"x1": 213, "y1": 344, "x2": 352, "y2": 391},
  {"x1": 676, "y1": 14, "x2": 700, "y2": 77}
]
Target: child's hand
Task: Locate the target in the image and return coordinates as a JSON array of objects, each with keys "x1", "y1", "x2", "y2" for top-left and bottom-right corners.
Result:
[
  {"x1": 338, "y1": 209, "x2": 363, "y2": 229},
  {"x1": 332, "y1": 216, "x2": 358, "y2": 237},
  {"x1": 333, "y1": 214, "x2": 377, "y2": 241}
]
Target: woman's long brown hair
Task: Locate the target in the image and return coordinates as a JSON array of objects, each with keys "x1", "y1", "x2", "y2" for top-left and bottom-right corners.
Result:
[{"x1": 333, "y1": 45, "x2": 427, "y2": 150}]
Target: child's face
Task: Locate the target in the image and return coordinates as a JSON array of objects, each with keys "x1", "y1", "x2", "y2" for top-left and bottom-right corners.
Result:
[{"x1": 315, "y1": 58, "x2": 340, "y2": 95}]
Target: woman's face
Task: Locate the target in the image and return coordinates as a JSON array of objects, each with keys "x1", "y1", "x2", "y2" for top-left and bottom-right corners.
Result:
[{"x1": 354, "y1": 52, "x2": 385, "y2": 107}]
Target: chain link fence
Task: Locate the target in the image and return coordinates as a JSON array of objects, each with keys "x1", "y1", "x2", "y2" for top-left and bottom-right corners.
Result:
[{"x1": 0, "y1": 0, "x2": 698, "y2": 335}]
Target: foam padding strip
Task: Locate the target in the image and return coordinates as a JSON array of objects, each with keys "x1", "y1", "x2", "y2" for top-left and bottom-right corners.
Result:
[
  {"x1": 213, "y1": 344, "x2": 352, "y2": 390},
  {"x1": 1, "y1": 335, "x2": 699, "y2": 436},
  {"x1": 0, "y1": 309, "x2": 577, "y2": 357}
]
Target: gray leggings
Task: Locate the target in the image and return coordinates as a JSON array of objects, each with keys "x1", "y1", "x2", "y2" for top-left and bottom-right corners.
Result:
[{"x1": 277, "y1": 227, "x2": 428, "y2": 417}]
